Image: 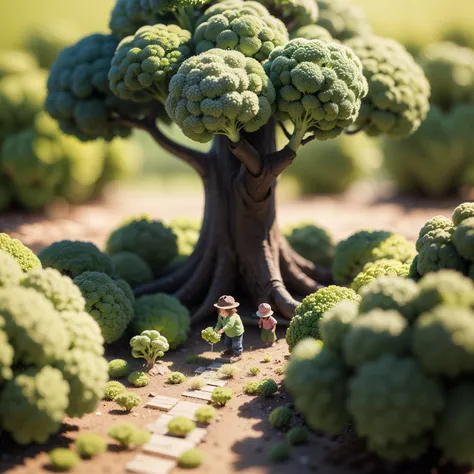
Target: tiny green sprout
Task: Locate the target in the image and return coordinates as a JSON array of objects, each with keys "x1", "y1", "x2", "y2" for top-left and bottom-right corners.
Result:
[
  {"x1": 249, "y1": 367, "x2": 261, "y2": 376},
  {"x1": 274, "y1": 367, "x2": 284, "y2": 375},
  {"x1": 263, "y1": 354, "x2": 272, "y2": 363}
]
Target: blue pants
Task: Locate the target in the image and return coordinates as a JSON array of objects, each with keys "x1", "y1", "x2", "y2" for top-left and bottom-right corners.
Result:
[{"x1": 224, "y1": 334, "x2": 244, "y2": 356}]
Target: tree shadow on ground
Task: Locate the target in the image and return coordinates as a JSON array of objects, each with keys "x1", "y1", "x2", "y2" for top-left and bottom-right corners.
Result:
[{"x1": 373, "y1": 192, "x2": 467, "y2": 212}]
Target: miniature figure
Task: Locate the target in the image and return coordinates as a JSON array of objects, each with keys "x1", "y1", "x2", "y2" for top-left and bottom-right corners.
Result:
[
  {"x1": 214, "y1": 295, "x2": 245, "y2": 362},
  {"x1": 256, "y1": 303, "x2": 277, "y2": 347}
]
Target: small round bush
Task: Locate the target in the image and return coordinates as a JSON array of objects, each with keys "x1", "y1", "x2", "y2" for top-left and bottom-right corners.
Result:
[
  {"x1": 269, "y1": 442, "x2": 290, "y2": 462},
  {"x1": 269, "y1": 407, "x2": 293, "y2": 429},
  {"x1": 190, "y1": 378, "x2": 205, "y2": 391},
  {"x1": 263, "y1": 354, "x2": 272, "y2": 363},
  {"x1": 211, "y1": 387, "x2": 233, "y2": 406},
  {"x1": 195, "y1": 406, "x2": 217, "y2": 424},
  {"x1": 217, "y1": 365, "x2": 239, "y2": 379},
  {"x1": 108, "y1": 423, "x2": 151, "y2": 449},
  {"x1": 287, "y1": 427, "x2": 308, "y2": 445},
  {"x1": 49, "y1": 448, "x2": 81, "y2": 471},
  {"x1": 111, "y1": 251, "x2": 153, "y2": 287},
  {"x1": 168, "y1": 372, "x2": 186, "y2": 384},
  {"x1": 75, "y1": 433, "x2": 107, "y2": 459},
  {"x1": 114, "y1": 392, "x2": 142, "y2": 412},
  {"x1": 249, "y1": 367, "x2": 260, "y2": 376},
  {"x1": 178, "y1": 448, "x2": 204, "y2": 468},
  {"x1": 258, "y1": 378, "x2": 278, "y2": 397},
  {"x1": 168, "y1": 416, "x2": 196, "y2": 437},
  {"x1": 244, "y1": 381, "x2": 260, "y2": 395},
  {"x1": 109, "y1": 359, "x2": 130, "y2": 378},
  {"x1": 0, "y1": 233, "x2": 41, "y2": 272},
  {"x1": 128, "y1": 371, "x2": 150, "y2": 387},
  {"x1": 104, "y1": 381, "x2": 126, "y2": 400}
]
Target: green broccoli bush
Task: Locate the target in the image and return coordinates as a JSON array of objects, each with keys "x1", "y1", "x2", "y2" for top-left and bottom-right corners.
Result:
[
  {"x1": 0, "y1": 233, "x2": 41, "y2": 272},
  {"x1": 169, "y1": 218, "x2": 201, "y2": 261},
  {"x1": 244, "y1": 381, "x2": 260, "y2": 395},
  {"x1": 114, "y1": 392, "x2": 142, "y2": 411},
  {"x1": 287, "y1": 426, "x2": 308, "y2": 445},
  {"x1": 132, "y1": 293, "x2": 190, "y2": 349},
  {"x1": 108, "y1": 423, "x2": 151, "y2": 449},
  {"x1": 168, "y1": 372, "x2": 186, "y2": 384},
  {"x1": 269, "y1": 406, "x2": 293, "y2": 429},
  {"x1": 258, "y1": 378, "x2": 278, "y2": 397},
  {"x1": 285, "y1": 269, "x2": 474, "y2": 465},
  {"x1": 109, "y1": 359, "x2": 130, "y2": 378},
  {"x1": 111, "y1": 252, "x2": 153, "y2": 287},
  {"x1": 201, "y1": 326, "x2": 221, "y2": 351},
  {"x1": 49, "y1": 448, "x2": 81, "y2": 472},
  {"x1": 211, "y1": 387, "x2": 233, "y2": 406},
  {"x1": 269, "y1": 442, "x2": 290, "y2": 462},
  {"x1": 195, "y1": 406, "x2": 217, "y2": 424},
  {"x1": 286, "y1": 286, "x2": 360, "y2": 351},
  {"x1": 75, "y1": 433, "x2": 107, "y2": 459},
  {"x1": 130, "y1": 329, "x2": 169, "y2": 370},
  {"x1": 168, "y1": 416, "x2": 196, "y2": 437},
  {"x1": 351, "y1": 259, "x2": 410, "y2": 293},
  {"x1": 104, "y1": 381, "x2": 126, "y2": 400},
  {"x1": 128, "y1": 371, "x2": 150, "y2": 387},
  {"x1": 178, "y1": 448, "x2": 204, "y2": 468},
  {"x1": 0, "y1": 250, "x2": 23, "y2": 287}
]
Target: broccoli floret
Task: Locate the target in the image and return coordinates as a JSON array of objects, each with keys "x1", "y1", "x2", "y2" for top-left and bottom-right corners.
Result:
[
  {"x1": 452, "y1": 202, "x2": 474, "y2": 226},
  {"x1": 286, "y1": 286, "x2": 360, "y2": 351},
  {"x1": 114, "y1": 391, "x2": 142, "y2": 411},
  {"x1": 258, "y1": 378, "x2": 278, "y2": 397},
  {"x1": 108, "y1": 423, "x2": 151, "y2": 448},
  {"x1": 283, "y1": 222, "x2": 334, "y2": 267},
  {"x1": 168, "y1": 371, "x2": 186, "y2": 384},
  {"x1": 109, "y1": 24, "x2": 192, "y2": 104},
  {"x1": 269, "y1": 442, "x2": 290, "y2": 462},
  {"x1": 113, "y1": 278, "x2": 135, "y2": 303},
  {"x1": 75, "y1": 433, "x2": 107, "y2": 459},
  {"x1": 104, "y1": 381, "x2": 126, "y2": 400},
  {"x1": 359, "y1": 276, "x2": 419, "y2": 321},
  {"x1": 211, "y1": 387, "x2": 233, "y2": 405},
  {"x1": 39, "y1": 241, "x2": 113, "y2": 279},
  {"x1": 343, "y1": 309, "x2": 411, "y2": 368},
  {"x1": 48, "y1": 448, "x2": 81, "y2": 472},
  {"x1": 73, "y1": 271, "x2": 134, "y2": 344},
  {"x1": 418, "y1": 215, "x2": 455, "y2": 240},
  {"x1": 128, "y1": 370, "x2": 150, "y2": 387},
  {"x1": 416, "y1": 228, "x2": 454, "y2": 253},
  {"x1": 0, "y1": 250, "x2": 23, "y2": 287},
  {"x1": 453, "y1": 217, "x2": 474, "y2": 261},
  {"x1": 346, "y1": 36, "x2": 430, "y2": 138},
  {"x1": 0, "y1": 50, "x2": 38, "y2": 79},
  {"x1": 256, "y1": 0, "x2": 318, "y2": 32},
  {"x1": 265, "y1": 38, "x2": 367, "y2": 148},
  {"x1": 195, "y1": 406, "x2": 216, "y2": 424},
  {"x1": 111, "y1": 252, "x2": 153, "y2": 288},
  {"x1": 417, "y1": 243, "x2": 467, "y2": 276},
  {"x1": 201, "y1": 326, "x2": 221, "y2": 351},
  {"x1": 132, "y1": 293, "x2": 190, "y2": 349},
  {"x1": 169, "y1": 217, "x2": 201, "y2": 261},
  {"x1": 0, "y1": 233, "x2": 41, "y2": 272},
  {"x1": 319, "y1": 300, "x2": 358, "y2": 352},
  {"x1": 269, "y1": 406, "x2": 293, "y2": 429},
  {"x1": 286, "y1": 426, "x2": 308, "y2": 445},
  {"x1": 285, "y1": 339, "x2": 349, "y2": 434},
  {"x1": 168, "y1": 416, "x2": 196, "y2": 437},
  {"x1": 107, "y1": 217, "x2": 178, "y2": 275},
  {"x1": 351, "y1": 259, "x2": 410, "y2": 293},
  {"x1": 413, "y1": 306, "x2": 474, "y2": 377},
  {"x1": 332, "y1": 230, "x2": 416, "y2": 285},
  {"x1": 291, "y1": 24, "x2": 333, "y2": 42},
  {"x1": 348, "y1": 355, "x2": 445, "y2": 447},
  {"x1": 109, "y1": 359, "x2": 131, "y2": 378},
  {"x1": 166, "y1": 48, "x2": 275, "y2": 143},
  {"x1": 130, "y1": 329, "x2": 169, "y2": 370},
  {"x1": 178, "y1": 448, "x2": 204, "y2": 468}
]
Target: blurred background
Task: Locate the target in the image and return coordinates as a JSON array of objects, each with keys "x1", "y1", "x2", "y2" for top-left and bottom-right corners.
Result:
[{"x1": 0, "y1": 0, "x2": 473, "y2": 215}]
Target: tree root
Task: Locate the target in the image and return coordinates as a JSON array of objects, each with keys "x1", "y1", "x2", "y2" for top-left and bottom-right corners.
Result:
[
  {"x1": 271, "y1": 283, "x2": 300, "y2": 319},
  {"x1": 288, "y1": 245, "x2": 333, "y2": 284}
]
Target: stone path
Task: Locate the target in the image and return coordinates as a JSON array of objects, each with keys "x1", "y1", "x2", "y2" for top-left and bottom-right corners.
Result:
[{"x1": 126, "y1": 365, "x2": 230, "y2": 474}]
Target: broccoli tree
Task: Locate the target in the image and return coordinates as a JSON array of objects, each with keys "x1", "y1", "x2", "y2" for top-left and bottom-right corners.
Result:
[{"x1": 46, "y1": 0, "x2": 429, "y2": 321}]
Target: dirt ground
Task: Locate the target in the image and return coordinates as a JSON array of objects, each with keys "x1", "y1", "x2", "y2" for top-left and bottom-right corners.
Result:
[{"x1": 0, "y1": 184, "x2": 469, "y2": 474}]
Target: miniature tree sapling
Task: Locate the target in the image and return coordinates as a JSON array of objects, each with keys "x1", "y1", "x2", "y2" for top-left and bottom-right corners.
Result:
[
  {"x1": 130, "y1": 330, "x2": 170, "y2": 370},
  {"x1": 201, "y1": 326, "x2": 221, "y2": 352}
]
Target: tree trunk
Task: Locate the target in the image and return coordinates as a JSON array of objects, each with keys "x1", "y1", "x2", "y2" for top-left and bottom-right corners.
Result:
[{"x1": 135, "y1": 121, "x2": 332, "y2": 323}]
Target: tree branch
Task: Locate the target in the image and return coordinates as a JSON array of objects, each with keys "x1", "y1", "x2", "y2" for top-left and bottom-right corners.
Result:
[
  {"x1": 265, "y1": 145, "x2": 297, "y2": 177},
  {"x1": 345, "y1": 125, "x2": 365, "y2": 135},
  {"x1": 228, "y1": 138, "x2": 262, "y2": 176},
  {"x1": 112, "y1": 117, "x2": 209, "y2": 178},
  {"x1": 278, "y1": 121, "x2": 292, "y2": 141}
]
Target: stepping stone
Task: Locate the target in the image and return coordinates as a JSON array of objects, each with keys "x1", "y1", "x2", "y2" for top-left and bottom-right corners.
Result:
[
  {"x1": 146, "y1": 415, "x2": 174, "y2": 435},
  {"x1": 145, "y1": 395, "x2": 179, "y2": 412},
  {"x1": 143, "y1": 434, "x2": 195, "y2": 459},
  {"x1": 168, "y1": 400, "x2": 204, "y2": 420},
  {"x1": 205, "y1": 377, "x2": 228, "y2": 387},
  {"x1": 194, "y1": 366, "x2": 207, "y2": 374},
  {"x1": 215, "y1": 357, "x2": 232, "y2": 364},
  {"x1": 200, "y1": 385, "x2": 216, "y2": 393},
  {"x1": 200, "y1": 370, "x2": 217, "y2": 380},
  {"x1": 208, "y1": 362, "x2": 223, "y2": 370},
  {"x1": 126, "y1": 454, "x2": 176, "y2": 474},
  {"x1": 186, "y1": 427, "x2": 207, "y2": 445},
  {"x1": 182, "y1": 389, "x2": 213, "y2": 401}
]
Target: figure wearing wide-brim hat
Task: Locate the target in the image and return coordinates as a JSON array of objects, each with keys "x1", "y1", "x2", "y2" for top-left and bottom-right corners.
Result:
[
  {"x1": 213, "y1": 295, "x2": 244, "y2": 362},
  {"x1": 256, "y1": 303, "x2": 277, "y2": 346}
]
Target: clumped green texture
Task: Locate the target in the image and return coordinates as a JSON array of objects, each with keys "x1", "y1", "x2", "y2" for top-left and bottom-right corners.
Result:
[
  {"x1": 348, "y1": 355, "x2": 444, "y2": 447},
  {"x1": 109, "y1": 359, "x2": 131, "y2": 378},
  {"x1": 75, "y1": 433, "x2": 107, "y2": 459},
  {"x1": 168, "y1": 371, "x2": 186, "y2": 384},
  {"x1": 194, "y1": 1, "x2": 288, "y2": 62},
  {"x1": 190, "y1": 377, "x2": 205, "y2": 390},
  {"x1": 319, "y1": 300, "x2": 358, "y2": 351},
  {"x1": 285, "y1": 339, "x2": 349, "y2": 434},
  {"x1": 0, "y1": 50, "x2": 38, "y2": 79},
  {"x1": 249, "y1": 367, "x2": 260, "y2": 376},
  {"x1": 315, "y1": 0, "x2": 371, "y2": 41},
  {"x1": 195, "y1": 406, "x2": 216, "y2": 424},
  {"x1": 178, "y1": 448, "x2": 204, "y2": 468},
  {"x1": 114, "y1": 391, "x2": 142, "y2": 411},
  {"x1": 269, "y1": 442, "x2": 290, "y2": 462},
  {"x1": 283, "y1": 222, "x2": 334, "y2": 267},
  {"x1": 351, "y1": 259, "x2": 410, "y2": 293},
  {"x1": 104, "y1": 381, "x2": 126, "y2": 400},
  {"x1": 166, "y1": 48, "x2": 275, "y2": 144},
  {"x1": 130, "y1": 329, "x2": 169, "y2": 369},
  {"x1": 291, "y1": 24, "x2": 333, "y2": 42},
  {"x1": 39, "y1": 241, "x2": 113, "y2": 279},
  {"x1": 128, "y1": 370, "x2": 150, "y2": 387},
  {"x1": 346, "y1": 36, "x2": 430, "y2": 138},
  {"x1": 331, "y1": 229, "x2": 416, "y2": 285},
  {"x1": 73, "y1": 271, "x2": 134, "y2": 344},
  {"x1": 46, "y1": 34, "x2": 150, "y2": 142},
  {"x1": 258, "y1": 378, "x2": 278, "y2": 397},
  {"x1": 114, "y1": 278, "x2": 135, "y2": 303},
  {"x1": 132, "y1": 293, "x2": 190, "y2": 349},
  {"x1": 21, "y1": 268, "x2": 85, "y2": 313},
  {"x1": 111, "y1": 252, "x2": 153, "y2": 287},
  {"x1": 211, "y1": 387, "x2": 233, "y2": 405},
  {"x1": 201, "y1": 326, "x2": 221, "y2": 350},
  {"x1": 106, "y1": 217, "x2": 178, "y2": 275},
  {"x1": 168, "y1": 416, "x2": 196, "y2": 437},
  {"x1": 453, "y1": 203, "x2": 474, "y2": 226},
  {"x1": 265, "y1": 38, "x2": 367, "y2": 146},
  {"x1": 169, "y1": 218, "x2": 200, "y2": 261},
  {"x1": 49, "y1": 448, "x2": 81, "y2": 472},
  {"x1": 108, "y1": 423, "x2": 151, "y2": 448},
  {"x1": 287, "y1": 426, "x2": 308, "y2": 445},
  {"x1": 0, "y1": 250, "x2": 23, "y2": 287},
  {"x1": 419, "y1": 42, "x2": 474, "y2": 111},
  {"x1": 257, "y1": 0, "x2": 318, "y2": 31},
  {"x1": 286, "y1": 286, "x2": 360, "y2": 351},
  {"x1": 269, "y1": 406, "x2": 293, "y2": 429},
  {"x1": 453, "y1": 217, "x2": 474, "y2": 261},
  {"x1": 109, "y1": 24, "x2": 192, "y2": 103},
  {"x1": 0, "y1": 233, "x2": 41, "y2": 272}
]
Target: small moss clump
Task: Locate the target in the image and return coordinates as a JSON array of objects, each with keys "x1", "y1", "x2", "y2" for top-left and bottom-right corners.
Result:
[
  {"x1": 270, "y1": 442, "x2": 290, "y2": 462},
  {"x1": 195, "y1": 406, "x2": 217, "y2": 424},
  {"x1": 244, "y1": 381, "x2": 260, "y2": 395},
  {"x1": 269, "y1": 407, "x2": 294, "y2": 429},
  {"x1": 178, "y1": 448, "x2": 204, "y2": 468},
  {"x1": 263, "y1": 354, "x2": 272, "y2": 363},
  {"x1": 49, "y1": 448, "x2": 81, "y2": 471},
  {"x1": 249, "y1": 367, "x2": 261, "y2": 376},
  {"x1": 287, "y1": 427, "x2": 308, "y2": 445},
  {"x1": 258, "y1": 378, "x2": 278, "y2": 397},
  {"x1": 114, "y1": 392, "x2": 141, "y2": 411},
  {"x1": 75, "y1": 433, "x2": 107, "y2": 459},
  {"x1": 168, "y1": 416, "x2": 196, "y2": 437},
  {"x1": 104, "y1": 381, "x2": 126, "y2": 400},
  {"x1": 108, "y1": 423, "x2": 151, "y2": 449},
  {"x1": 167, "y1": 372, "x2": 186, "y2": 384},
  {"x1": 211, "y1": 387, "x2": 233, "y2": 406},
  {"x1": 190, "y1": 378, "x2": 205, "y2": 390},
  {"x1": 128, "y1": 371, "x2": 150, "y2": 387},
  {"x1": 108, "y1": 359, "x2": 130, "y2": 378},
  {"x1": 217, "y1": 364, "x2": 239, "y2": 379}
]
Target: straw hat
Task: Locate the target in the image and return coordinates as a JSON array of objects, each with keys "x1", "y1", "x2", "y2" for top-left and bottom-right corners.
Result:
[
  {"x1": 214, "y1": 295, "x2": 240, "y2": 309},
  {"x1": 256, "y1": 303, "x2": 274, "y2": 318}
]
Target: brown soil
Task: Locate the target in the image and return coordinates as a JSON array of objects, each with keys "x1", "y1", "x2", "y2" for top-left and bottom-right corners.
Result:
[{"x1": 0, "y1": 184, "x2": 469, "y2": 474}]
